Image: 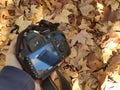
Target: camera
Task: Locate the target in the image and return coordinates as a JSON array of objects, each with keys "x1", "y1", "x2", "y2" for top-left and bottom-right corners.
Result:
[{"x1": 16, "y1": 20, "x2": 71, "y2": 79}]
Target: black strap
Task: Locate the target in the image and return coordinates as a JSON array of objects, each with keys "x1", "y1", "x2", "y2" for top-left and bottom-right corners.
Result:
[{"x1": 41, "y1": 70, "x2": 71, "y2": 90}]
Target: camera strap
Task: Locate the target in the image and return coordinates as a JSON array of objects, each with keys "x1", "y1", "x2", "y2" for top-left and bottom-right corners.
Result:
[{"x1": 41, "y1": 70, "x2": 71, "y2": 90}]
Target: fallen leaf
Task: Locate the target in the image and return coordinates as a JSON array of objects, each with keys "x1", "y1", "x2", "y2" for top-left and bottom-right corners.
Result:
[
  {"x1": 97, "y1": 2, "x2": 104, "y2": 14},
  {"x1": 70, "y1": 30, "x2": 93, "y2": 46},
  {"x1": 78, "y1": 19, "x2": 92, "y2": 30},
  {"x1": 72, "y1": 79, "x2": 82, "y2": 90},
  {"x1": 15, "y1": 15, "x2": 32, "y2": 32},
  {"x1": 78, "y1": 59, "x2": 90, "y2": 72},
  {"x1": 30, "y1": 5, "x2": 39, "y2": 14},
  {"x1": 79, "y1": 4, "x2": 95, "y2": 16},
  {"x1": 110, "y1": 1, "x2": 119, "y2": 11},
  {"x1": 44, "y1": 0, "x2": 54, "y2": 11},
  {"x1": 69, "y1": 47, "x2": 78, "y2": 58},
  {"x1": 87, "y1": 53, "x2": 103, "y2": 72},
  {"x1": 33, "y1": 5, "x2": 43, "y2": 23},
  {"x1": 54, "y1": 9, "x2": 72, "y2": 23},
  {"x1": 64, "y1": 3, "x2": 78, "y2": 15},
  {"x1": 102, "y1": 48, "x2": 113, "y2": 63},
  {"x1": 80, "y1": 0, "x2": 93, "y2": 5},
  {"x1": 78, "y1": 71, "x2": 98, "y2": 90},
  {"x1": 49, "y1": 0, "x2": 62, "y2": 9}
]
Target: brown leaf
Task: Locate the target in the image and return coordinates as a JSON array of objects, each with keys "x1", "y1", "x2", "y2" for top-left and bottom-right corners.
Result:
[
  {"x1": 78, "y1": 59, "x2": 90, "y2": 72},
  {"x1": 87, "y1": 53, "x2": 103, "y2": 72},
  {"x1": 78, "y1": 19, "x2": 92, "y2": 30}
]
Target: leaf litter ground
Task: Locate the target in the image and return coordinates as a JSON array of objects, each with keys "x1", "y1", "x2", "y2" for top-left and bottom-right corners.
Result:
[{"x1": 1, "y1": 0, "x2": 120, "y2": 90}]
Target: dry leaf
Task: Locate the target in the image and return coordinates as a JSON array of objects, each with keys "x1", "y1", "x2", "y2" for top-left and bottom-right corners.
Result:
[
  {"x1": 84, "y1": 77, "x2": 98, "y2": 90},
  {"x1": 30, "y1": 5, "x2": 39, "y2": 14},
  {"x1": 87, "y1": 53, "x2": 103, "y2": 72},
  {"x1": 94, "y1": 23, "x2": 108, "y2": 33},
  {"x1": 79, "y1": 4, "x2": 95, "y2": 16},
  {"x1": 78, "y1": 59, "x2": 90, "y2": 72},
  {"x1": 49, "y1": 0, "x2": 62, "y2": 9},
  {"x1": 101, "y1": 75, "x2": 120, "y2": 90},
  {"x1": 80, "y1": 0, "x2": 93, "y2": 5},
  {"x1": 70, "y1": 30, "x2": 93, "y2": 46},
  {"x1": 15, "y1": 15, "x2": 32, "y2": 32},
  {"x1": 54, "y1": 9, "x2": 72, "y2": 23},
  {"x1": 110, "y1": 1, "x2": 119, "y2": 11},
  {"x1": 78, "y1": 71, "x2": 98, "y2": 90},
  {"x1": 72, "y1": 79, "x2": 82, "y2": 90},
  {"x1": 44, "y1": 0, "x2": 54, "y2": 11},
  {"x1": 14, "y1": 0, "x2": 21, "y2": 7},
  {"x1": 97, "y1": 2, "x2": 104, "y2": 14},
  {"x1": 33, "y1": 5, "x2": 43, "y2": 23},
  {"x1": 64, "y1": 3, "x2": 78, "y2": 15},
  {"x1": 69, "y1": 47, "x2": 78, "y2": 58},
  {"x1": 78, "y1": 19, "x2": 92, "y2": 30},
  {"x1": 102, "y1": 48, "x2": 113, "y2": 63}
]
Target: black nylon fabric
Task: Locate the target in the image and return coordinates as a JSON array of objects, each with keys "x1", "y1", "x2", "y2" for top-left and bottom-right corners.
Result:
[{"x1": 41, "y1": 70, "x2": 71, "y2": 90}]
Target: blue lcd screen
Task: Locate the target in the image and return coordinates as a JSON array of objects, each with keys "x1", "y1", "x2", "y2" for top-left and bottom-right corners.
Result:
[{"x1": 28, "y1": 43, "x2": 60, "y2": 75}]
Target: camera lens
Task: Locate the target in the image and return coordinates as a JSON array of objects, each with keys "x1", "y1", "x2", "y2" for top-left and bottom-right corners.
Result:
[
  {"x1": 59, "y1": 42, "x2": 66, "y2": 52},
  {"x1": 54, "y1": 38, "x2": 59, "y2": 45}
]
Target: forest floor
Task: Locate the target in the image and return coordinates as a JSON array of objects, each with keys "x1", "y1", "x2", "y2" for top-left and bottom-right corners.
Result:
[{"x1": 1, "y1": 0, "x2": 120, "y2": 90}]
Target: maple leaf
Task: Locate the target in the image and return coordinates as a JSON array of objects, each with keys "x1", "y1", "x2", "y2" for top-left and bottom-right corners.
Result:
[
  {"x1": 78, "y1": 59, "x2": 90, "y2": 72},
  {"x1": 15, "y1": 15, "x2": 32, "y2": 32},
  {"x1": 70, "y1": 30, "x2": 93, "y2": 46},
  {"x1": 54, "y1": 9, "x2": 72, "y2": 23}
]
